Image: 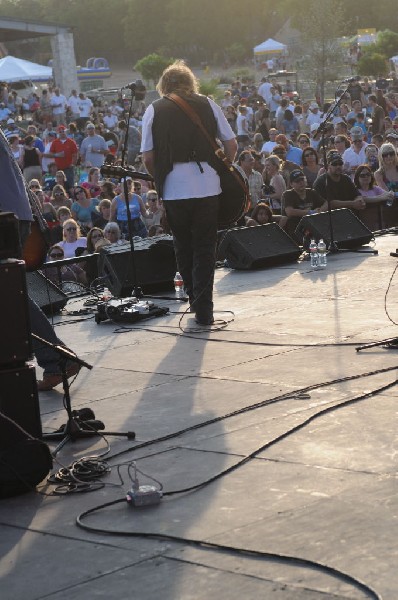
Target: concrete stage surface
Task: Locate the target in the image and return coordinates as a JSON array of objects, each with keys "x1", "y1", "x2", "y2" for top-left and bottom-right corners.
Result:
[{"x1": 1, "y1": 233, "x2": 398, "y2": 600}]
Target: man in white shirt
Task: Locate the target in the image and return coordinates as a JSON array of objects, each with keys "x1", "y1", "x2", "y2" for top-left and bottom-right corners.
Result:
[
  {"x1": 342, "y1": 126, "x2": 368, "y2": 177},
  {"x1": 258, "y1": 77, "x2": 272, "y2": 105},
  {"x1": 77, "y1": 92, "x2": 93, "y2": 130},
  {"x1": 67, "y1": 89, "x2": 80, "y2": 122},
  {"x1": 261, "y1": 128, "x2": 278, "y2": 155},
  {"x1": 50, "y1": 88, "x2": 67, "y2": 125},
  {"x1": 103, "y1": 109, "x2": 118, "y2": 130},
  {"x1": 306, "y1": 102, "x2": 322, "y2": 128}
]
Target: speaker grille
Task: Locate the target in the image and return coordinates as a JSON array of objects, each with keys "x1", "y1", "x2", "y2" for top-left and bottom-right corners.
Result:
[
  {"x1": 26, "y1": 271, "x2": 68, "y2": 315},
  {"x1": 221, "y1": 224, "x2": 301, "y2": 269},
  {"x1": 296, "y1": 209, "x2": 373, "y2": 249}
]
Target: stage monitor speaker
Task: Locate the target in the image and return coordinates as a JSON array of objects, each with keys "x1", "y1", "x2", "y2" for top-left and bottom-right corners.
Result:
[
  {"x1": 0, "y1": 260, "x2": 32, "y2": 366},
  {"x1": 98, "y1": 236, "x2": 177, "y2": 297},
  {"x1": 219, "y1": 223, "x2": 301, "y2": 270},
  {"x1": 0, "y1": 364, "x2": 42, "y2": 447},
  {"x1": 26, "y1": 270, "x2": 68, "y2": 315},
  {"x1": 0, "y1": 211, "x2": 21, "y2": 260},
  {"x1": 295, "y1": 209, "x2": 373, "y2": 249}
]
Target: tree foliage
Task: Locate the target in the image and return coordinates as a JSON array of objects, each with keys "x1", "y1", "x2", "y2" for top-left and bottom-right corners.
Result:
[
  {"x1": 134, "y1": 54, "x2": 174, "y2": 84},
  {"x1": 357, "y1": 52, "x2": 388, "y2": 77}
]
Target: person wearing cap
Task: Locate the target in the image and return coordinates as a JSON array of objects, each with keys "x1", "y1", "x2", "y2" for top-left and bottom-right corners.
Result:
[
  {"x1": 385, "y1": 129, "x2": 398, "y2": 149},
  {"x1": 3, "y1": 118, "x2": 20, "y2": 140},
  {"x1": 282, "y1": 169, "x2": 327, "y2": 241},
  {"x1": 313, "y1": 150, "x2": 366, "y2": 211},
  {"x1": 79, "y1": 122, "x2": 108, "y2": 168},
  {"x1": 47, "y1": 125, "x2": 78, "y2": 190},
  {"x1": 342, "y1": 126, "x2": 368, "y2": 177},
  {"x1": 306, "y1": 102, "x2": 322, "y2": 128},
  {"x1": 103, "y1": 109, "x2": 118, "y2": 130}
]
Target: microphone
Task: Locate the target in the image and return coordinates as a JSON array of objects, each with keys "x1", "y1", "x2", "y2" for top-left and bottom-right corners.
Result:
[
  {"x1": 122, "y1": 82, "x2": 137, "y2": 90},
  {"x1": 341, "y1": 76, "x2": 361, "y2": 84},
  {"x1": 100, "y1": 165, "x2": 154, "y2": 182}
]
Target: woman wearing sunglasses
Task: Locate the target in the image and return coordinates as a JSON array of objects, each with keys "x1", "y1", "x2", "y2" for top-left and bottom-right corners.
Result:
[
  {"x1": 45, "y1": 244, "x2": 86, "y2": 285},
  {"x1": 374, "y1": 143, "x2": 398, "y2": 198},
  {"x1": 50, "y1": 184, "x2": 72, "y2": 209},
  {"x1": 58, "y1": 218, "x2": 87, "y2": 258},
  {"x1": 354, "y1": 165, "x2": 395, "y2": 204}
]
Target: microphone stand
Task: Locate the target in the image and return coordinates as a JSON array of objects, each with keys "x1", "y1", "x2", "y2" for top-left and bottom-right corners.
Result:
[
  {"x1": 35, "y1": 334, "x2": 135, "y2": 456},
  {"x1": 314, "y1": 81, "x2": 377, "y2": 255}
]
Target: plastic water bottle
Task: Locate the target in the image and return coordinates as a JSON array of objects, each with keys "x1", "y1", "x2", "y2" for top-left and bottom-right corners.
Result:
[
  {"x1": 174, "y1": 271, "x2": 184, "y2": 296},
  {"x1": 317, "y1": 239, "x2": 327, "y2": 268},
  {"x1": 309, "y1": 239, "x2": 319, "y2": 268},
  {"x1": 102, "y1": 287, "x2": 112, "y2": 301}
]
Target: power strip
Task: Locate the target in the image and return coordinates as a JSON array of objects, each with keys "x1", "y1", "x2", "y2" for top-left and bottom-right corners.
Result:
[{"x1": 126, "y1": 485, "x2": 163, "y2": 507}]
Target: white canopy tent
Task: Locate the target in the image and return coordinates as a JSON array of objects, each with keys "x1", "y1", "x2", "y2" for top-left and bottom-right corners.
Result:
[
  {"x1": 253, "y1": 38, "x2": 287, "y2": 56},
  {"x1": 0, "y1": 55, "x2": 52, "y2": 82}
]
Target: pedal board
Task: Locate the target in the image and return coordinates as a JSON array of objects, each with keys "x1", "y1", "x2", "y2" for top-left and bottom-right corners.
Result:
[{"x1": 95, "y1": 297, "x2": 169, "y2": 324}]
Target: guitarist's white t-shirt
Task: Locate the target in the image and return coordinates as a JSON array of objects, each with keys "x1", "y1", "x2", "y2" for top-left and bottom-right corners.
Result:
[{"x1": 141, "y1": 97, "x2": 235, "y2": 200}]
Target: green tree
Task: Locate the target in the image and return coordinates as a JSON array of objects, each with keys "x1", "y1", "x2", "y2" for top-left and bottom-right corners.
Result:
[
  {"x1": 134, "y1": 53, "x2": 174, "y2": 85},
  {"x1": 294, "y1": 0, "x2": 346, "y2": 103},
  {"x1": 357, "y1": 52, "x2": 388, "y2": 77}
]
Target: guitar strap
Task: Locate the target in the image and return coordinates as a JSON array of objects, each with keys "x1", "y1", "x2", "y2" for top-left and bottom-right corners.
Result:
[{"x1": 166, "y1": 93, "x2": 250, "y2": 211}]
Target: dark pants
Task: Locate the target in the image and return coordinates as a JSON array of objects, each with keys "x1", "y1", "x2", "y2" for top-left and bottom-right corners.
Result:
[
  {"x1": 165, "y1": 196, "x2": 218, "y2": 322},
  {"x1": 20, "y1": 220, "x2": 69, "y2": 375}
]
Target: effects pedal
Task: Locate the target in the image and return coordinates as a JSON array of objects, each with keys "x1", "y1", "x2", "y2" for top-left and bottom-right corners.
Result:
[{"x1": 95, "y1": 296, "x2": 168, "y2": 323}]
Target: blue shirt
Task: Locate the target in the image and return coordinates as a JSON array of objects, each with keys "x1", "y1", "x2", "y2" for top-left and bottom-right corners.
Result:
[{"x1": 286, "y1": 145, "x2": 303, "y2": 165}]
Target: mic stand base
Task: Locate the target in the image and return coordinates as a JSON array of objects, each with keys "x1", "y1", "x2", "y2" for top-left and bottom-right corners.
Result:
[{"x1": 356, "y1": 337, "x2": 398, "y2": 352}]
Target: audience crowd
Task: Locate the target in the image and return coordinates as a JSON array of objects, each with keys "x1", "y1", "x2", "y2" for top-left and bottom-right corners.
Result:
[{"x1": 2, "y1": 71, "x2": 398, "y2": 281}]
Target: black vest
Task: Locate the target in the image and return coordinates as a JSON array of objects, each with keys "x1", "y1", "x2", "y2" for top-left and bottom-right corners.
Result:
[{"x1": 152, "y1": 94, "x2": 220, "y2": 197}]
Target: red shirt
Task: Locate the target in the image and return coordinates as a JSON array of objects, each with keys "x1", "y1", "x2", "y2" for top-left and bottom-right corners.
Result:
[{"x1": 50, "y1": 137, "x2": 78, "y2": 170}]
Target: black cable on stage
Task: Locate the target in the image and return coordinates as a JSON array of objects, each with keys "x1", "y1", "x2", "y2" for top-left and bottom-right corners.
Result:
[
  {"x1": 107, "y1": 362, "x2": 398, "y2": 462},
  {"x1": 76, "y1": 498, "x2": 382, "y2": 600}
]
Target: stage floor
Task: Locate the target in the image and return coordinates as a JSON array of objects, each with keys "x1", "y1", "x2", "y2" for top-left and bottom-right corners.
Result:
[{"x1": 2, "y1": 233, "x2": 398, "y2": 600}]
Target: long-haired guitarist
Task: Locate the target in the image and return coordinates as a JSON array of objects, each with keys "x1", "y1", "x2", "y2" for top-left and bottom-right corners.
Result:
[{"x1": 141, "y1": 60, "x2": 237, "y2": 326}]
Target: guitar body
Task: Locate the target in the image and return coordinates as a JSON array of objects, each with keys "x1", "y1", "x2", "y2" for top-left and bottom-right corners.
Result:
[
  {"x1": 218, "y1": 165, "x2": 249, "y2": 229},
  {"x1": 22, "y1": 217, "x2": 49, "y2": 271}
]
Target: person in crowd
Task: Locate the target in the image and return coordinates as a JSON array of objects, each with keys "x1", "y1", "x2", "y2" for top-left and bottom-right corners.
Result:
[
  {"x1": 45, "y1": 243, "x2": 86, "y2": 285},
  {"x1": 237, "y1": 149, "x2": 264, "y2": 209},
  {"x1": 245, "y1": 201, "x2": 274, "y2": 227},
  {"x1": 275, "y1": 133, "x2": 302, "y2": 165},
  {"x1": 71, "y1": 185, "x2": 98, "y2": 232},
  {"x1": 50, "y1": 87, "x2": 67, "y2": 125},
  {"x1": 364, "y1": 144, "x2": 379, "y2": 172},
  {"x1": 85, "y1": 227, "x2": 105, "y2": 253},
  {"x1": 48, "y1": 124, "x2": 78, "y2": 190},
  {"x1": 297, "y1": 133, "x2": 311, "y2": 151},
  {"x1": 301, "y1": 147, "x2": 321, "y2": 188},
  {"x1": 263, "y1": 154, "x2": 286, "y2": 213},
  {"x1": 334, "y1": 134, "x2": 351, "y2": 157},
  {"x1": 51, "y1": 206, "x2": 72, "y2": 243},
  {"x1": 21, "y1": 134, "x2": 42, "y2": 183},
  {"x1": 252, "y1": 133, "x2": 264, "y2": 153},
  {"x1": 282, "y1": 169, "x2": 328, "y2": 241},
  {"x1": 54, "y1": 169, "x2": 72, "y2": 196},
  {"x1": 50, "y1": 183, "x2": 72, "y2": 210},
  {"x1": 79, "y1": 121, "x2": 108, "y2": 167},
  {"x1": 354, "y1": 164, "x2": 395, "y2": 205},
  {"x1": 374, "y1": 143, "x2": 398, "y2": 195},
  {"x1": 261, "y1": 127, "x2": 278, "y2": 155},
  {"x1": 8, "y1": 133, "x2": 23, "y2": 166},
  {"x1": 58, "y1": 218, "x2": 87, "y2": 258},
  {"x1": 144, "y1": 190, "x2": 164, "y2": 231},
  {"x1": 225, "y1": 105, "x2": 237, "y2": 133},
  {"x1": 368, "y1": 94, "x2": 385, "y2": 135},
  {"x1": 110, "y1": 176, "x2": 148, "y2": 238},
  {"x1": 306, "y1": 102, "x2": 322, "y2": 128},
  {"x1": 92, "y1": 197, "x2": 112, "y2": 229},
  {"x1": 141, "y1": 60, "x2": 237, "y2": 326},
  {"x1": 313, "y1": 150, "x2": 366, "y2": 212},
  {"x1": 82, "y1": 166, "x2": 102, "y2": 198},
  {"x1": 103, "y1": 221, "x2": 124, "y2": 245},
  {"x1": 280, "y1": 109, "x2": 300, "y2": 138},
  {"x1": 236, "y1": 105, "x2": 251, "y2": 151},
  {"x1": 342, "y1": 126, "x2": 368, "y2": 177},
  {"x1": 272, "y1": 144, "x2": 300, "y2": 184}
]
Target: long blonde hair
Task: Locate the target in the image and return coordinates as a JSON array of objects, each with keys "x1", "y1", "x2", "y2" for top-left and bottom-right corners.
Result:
[
  {"x1": 378, "y1": 143, "x2": 398, "y2": 173},
  {"x1": 156, "y1": 60, "x2": 199, "y2": 96}
]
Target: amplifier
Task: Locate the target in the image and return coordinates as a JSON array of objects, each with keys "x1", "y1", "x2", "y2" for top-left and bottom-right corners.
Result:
[
  {"x1": 0, "y1": 260, "x2": 32, "y2": 366},
  {"x1": 98, "y1": 236, "x2": 177, "y2": 297}
]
